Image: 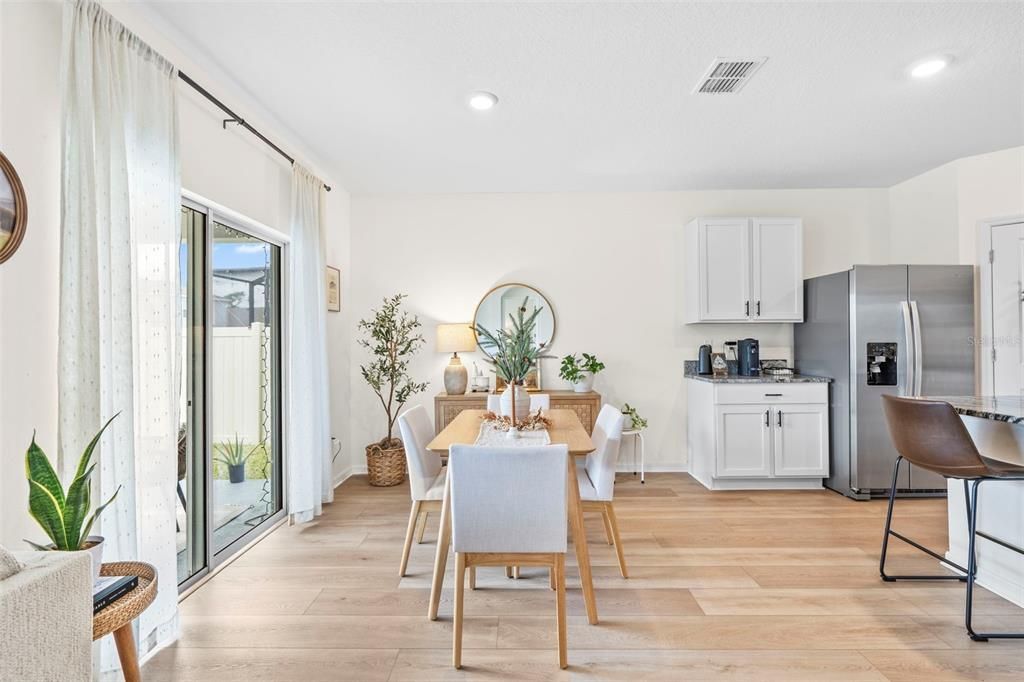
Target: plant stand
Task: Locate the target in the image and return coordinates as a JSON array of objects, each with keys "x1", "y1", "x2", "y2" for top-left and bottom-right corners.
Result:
[
  {"x1": 93, "y1": 562, "x2": 157, "y2": 682},
  {"x1": 623, "y1": 428, "x2": 646, "y2": 484}
]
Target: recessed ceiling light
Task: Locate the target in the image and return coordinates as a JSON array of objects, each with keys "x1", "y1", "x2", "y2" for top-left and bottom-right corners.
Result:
[
  {"x1": 909, "y1": 56, "x2": 951, "y2": 79},
  {"x1": 467, "y1": 91, "x2": 498, "y2": 111}
]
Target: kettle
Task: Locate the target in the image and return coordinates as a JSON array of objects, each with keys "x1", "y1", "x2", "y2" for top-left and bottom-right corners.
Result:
[{"x1": 697, "y1": 344, "x2": 713, "y2": 375}]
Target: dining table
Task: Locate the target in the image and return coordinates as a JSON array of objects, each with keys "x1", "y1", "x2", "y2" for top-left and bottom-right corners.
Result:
[{"x1": 425, "y1": 408, "x2": 600, "y2": 625}]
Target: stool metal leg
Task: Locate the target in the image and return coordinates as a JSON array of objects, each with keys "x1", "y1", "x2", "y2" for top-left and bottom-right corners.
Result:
[
  {"x1": 879, "y1": 456, "x2": 967, "y2": 582},
  {"x1": 964, "y1": 479, "x2": 1024, "y2": 641}
]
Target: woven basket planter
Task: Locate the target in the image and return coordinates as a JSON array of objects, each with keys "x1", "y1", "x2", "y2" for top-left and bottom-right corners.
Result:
[{"x1": 365, "y1": 439, "x2": 406, "y2": 487}]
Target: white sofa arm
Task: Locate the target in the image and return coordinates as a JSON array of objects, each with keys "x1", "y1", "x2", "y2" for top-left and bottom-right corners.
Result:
[{"x1": 0, "y1": 551, "x2": 92, "y2": 682}]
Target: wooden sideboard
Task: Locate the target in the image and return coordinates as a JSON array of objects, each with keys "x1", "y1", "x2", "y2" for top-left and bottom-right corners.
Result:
[{"x1": 433, "y1": 390, "x2": 603, "y2": 435}]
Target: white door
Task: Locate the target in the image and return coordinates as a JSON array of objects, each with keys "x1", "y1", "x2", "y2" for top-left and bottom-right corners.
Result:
[
  {"x1": 990, "y1": 223, "x2": 1024, "y2": 395},
  {"x1": 751, "y1": 218, "x2": 803, "y2": 321},
  {"x1": 715, "y1": 404, "x2": 772, "y2": 477},
  {"x1": 772, "y1": 404, "x2": 828, "y2": 477},
  {"x1": 699, "y1": 218, "x2": 751, "y2": 321}
]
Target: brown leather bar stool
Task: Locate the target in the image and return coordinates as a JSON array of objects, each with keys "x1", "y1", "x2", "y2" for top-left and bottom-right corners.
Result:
[{"x1": 880, "y1": 395, "x2": 1024, "y2": 641}]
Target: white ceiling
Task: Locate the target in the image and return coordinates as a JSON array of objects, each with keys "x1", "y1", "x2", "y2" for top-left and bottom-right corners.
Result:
[{"x1": 145, "y1": 1, "x2": 1024, "y2": 193}]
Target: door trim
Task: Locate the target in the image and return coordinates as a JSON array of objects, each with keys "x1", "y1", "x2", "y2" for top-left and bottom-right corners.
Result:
[{"x1": 978, "y1": 215, "x2": 1024, "y2": 396}]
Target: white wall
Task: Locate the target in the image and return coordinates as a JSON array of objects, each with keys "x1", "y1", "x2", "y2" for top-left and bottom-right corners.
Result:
[
  {"x1": 888, "y1": 146, "x2": 1024, "y2": 266},
  {"x1": 0, "y1": 0, "x2": 351, "y2": 548},
  {"x1": 348, "y1": 189, "x2": 890, "y2": 472}
]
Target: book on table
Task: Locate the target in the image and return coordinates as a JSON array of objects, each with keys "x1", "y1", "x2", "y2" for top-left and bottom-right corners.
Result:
[{"x1": 93, "y1": 575, "x2": 138, "y2": 614}]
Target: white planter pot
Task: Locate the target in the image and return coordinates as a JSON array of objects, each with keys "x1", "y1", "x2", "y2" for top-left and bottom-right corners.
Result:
[
  {"x1": 573, "y1": 373, "x2": 594, "y2": 393},
  {"x1": 500, "y1": 384, "x2": 532, "y2": 419},
  {"x1": 83, "y1": 535, "x2": 104, "y2": 586}
]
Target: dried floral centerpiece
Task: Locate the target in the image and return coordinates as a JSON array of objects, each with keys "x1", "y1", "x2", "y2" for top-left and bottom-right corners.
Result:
[{"x1": 481, "y1": 409, "x2": 552, "y2": 432}]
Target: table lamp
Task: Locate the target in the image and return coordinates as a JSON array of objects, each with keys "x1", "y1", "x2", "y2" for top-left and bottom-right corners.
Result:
[{"x1": 437, "y1": 323, "x2": 476, "y2": 395}]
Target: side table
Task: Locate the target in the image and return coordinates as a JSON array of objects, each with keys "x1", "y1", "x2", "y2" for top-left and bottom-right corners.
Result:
[
  {"x1": 93, "y1": 561, "x2": 157, "y2": 682},
  {"x1": 623, "y1": 428, "x2": 646, "y2": 483}
]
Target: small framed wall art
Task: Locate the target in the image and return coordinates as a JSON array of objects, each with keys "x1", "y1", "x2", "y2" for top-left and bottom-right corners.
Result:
[{"x1": 326, "y1": 266, "x2": 341, "y2": 312}]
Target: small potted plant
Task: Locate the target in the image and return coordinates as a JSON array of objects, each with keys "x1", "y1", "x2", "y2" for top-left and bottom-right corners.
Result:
[
  {"x1": 475, "y1": 297, "x2": 549, "y2": 432},
  {"x1": 559, "y1": 353, "x2": 606, "y2": 392},
  {"x1": 359, "y1": 294, "x2": 429, "y2": 486},
  {"x1": 622, "y1": 403, "x2": 648, "y2": 431},
  {"x1": 214, "y1": 435, "x2": 256, "y2": 484},
  {"x1": 25, "y1": 415, "x2": 122, "y2": 585}
]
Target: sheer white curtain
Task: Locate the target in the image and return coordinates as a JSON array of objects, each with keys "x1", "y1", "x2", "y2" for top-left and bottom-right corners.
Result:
[
  {"x1": 287, "y1": 165, "x2": 333, "y2": 523},
  {"x1": 59, "y1": 0, "x2": 180, "y2": 675}
]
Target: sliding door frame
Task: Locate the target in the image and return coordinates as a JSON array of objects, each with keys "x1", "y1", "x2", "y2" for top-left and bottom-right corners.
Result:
[{"x1": 178, "y1": 191, "x2": 291, "y2": 593}]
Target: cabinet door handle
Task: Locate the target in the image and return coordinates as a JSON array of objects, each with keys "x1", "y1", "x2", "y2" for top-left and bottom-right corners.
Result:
[
  {"x1": 745, "y1": 300, "x2": 750, "y2": 316},
  {"x1": 764, "y1": 393, "x2": 783, "y2": 397},
  {"x1": 764, "y1": 409, "x2": 770, "y2": 427},
  {"x1": 756, "y1": 300, "x2": 761, "y2": 316},
  {"x1": 777, "y1": 410, "x2": 782, "y2": 427}
]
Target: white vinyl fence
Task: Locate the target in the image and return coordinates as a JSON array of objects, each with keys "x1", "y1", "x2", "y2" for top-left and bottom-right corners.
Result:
[{"x1": 211, "y1": 323, "x2": 268, "y2": 444}]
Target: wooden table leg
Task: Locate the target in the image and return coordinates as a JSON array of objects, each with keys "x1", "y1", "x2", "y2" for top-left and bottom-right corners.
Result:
[
  {"x1": 428, "y1": 475, "x2": 453, "y2": 620},
  {"x1": 113, "y1": 623, "x2": 141, "y2": 682},
  {"x1": 568, "y1": 455, "x2": 599, "y2": 625}
]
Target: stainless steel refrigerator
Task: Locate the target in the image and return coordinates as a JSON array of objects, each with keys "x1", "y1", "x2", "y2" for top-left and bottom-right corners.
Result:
[{"x1": 794, "y1": 265, "x2": 975, "y2": 499}]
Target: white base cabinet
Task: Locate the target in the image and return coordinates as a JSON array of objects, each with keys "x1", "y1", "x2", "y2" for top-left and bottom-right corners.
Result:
[{"x1": 689, "y1": 380, "x2": 829, "y2": 490}]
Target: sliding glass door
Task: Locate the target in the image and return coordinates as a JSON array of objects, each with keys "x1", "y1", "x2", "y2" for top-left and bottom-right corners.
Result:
[{"x1": 177, "y1": 201, "x2": 284, "y2": 588}]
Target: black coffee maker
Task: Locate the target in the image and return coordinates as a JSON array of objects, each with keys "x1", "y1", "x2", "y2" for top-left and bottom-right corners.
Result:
[{"x1": 737, "y1": 338, "x2": 760, "y2": 376}]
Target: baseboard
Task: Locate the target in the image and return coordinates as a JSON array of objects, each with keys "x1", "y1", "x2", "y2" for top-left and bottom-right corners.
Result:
[
  {"x1": 615, "y1": 465, "x2": 688, "y2": 473},
  {"x1": 333, "y1": 463, "x2": 368, "y2": 488}
]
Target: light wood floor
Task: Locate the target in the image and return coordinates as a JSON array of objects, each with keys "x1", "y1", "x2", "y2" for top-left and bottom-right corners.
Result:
[{"x1": 144, "y1": 473, "x2": 1024, "y2": 681}]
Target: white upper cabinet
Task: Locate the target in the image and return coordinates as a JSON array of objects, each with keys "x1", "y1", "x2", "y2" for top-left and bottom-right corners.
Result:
[{"x1": 686, "y1": 217, "x2": 804, "y2": 323}]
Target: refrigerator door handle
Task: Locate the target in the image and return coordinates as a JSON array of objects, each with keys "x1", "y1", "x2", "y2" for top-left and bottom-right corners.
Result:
[
  {"x1": 910, "y1": 300, "x2": 923, "y2": 396},
  {"x1": 901, "y1": 301, "x2": 914, "y2": 397}
]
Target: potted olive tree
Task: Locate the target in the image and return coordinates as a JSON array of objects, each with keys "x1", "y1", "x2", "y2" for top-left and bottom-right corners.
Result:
[
  {"x1": 359, "y1": 294, "x2": 428, "y2": 486},
  {"x1": 475, "y1": 297, "x2": 548, "y2": 432},
  {"x1": 24, "y1": 415, "x2": 122, "y2": 585}
]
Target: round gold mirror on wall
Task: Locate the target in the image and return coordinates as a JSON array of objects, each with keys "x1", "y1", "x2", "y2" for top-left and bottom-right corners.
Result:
[
  {"x1": 0, "y1": 151, "x2": 28, "y2": 265},
  {"x1": 473, "y1": 283, "x2": 556, "y2": 356}
]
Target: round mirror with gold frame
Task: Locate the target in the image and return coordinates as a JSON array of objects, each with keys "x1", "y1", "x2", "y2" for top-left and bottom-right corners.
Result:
[
  {"x1": 473, "y1": 282, "x2": 556, "y2": 356},
  {"x1": 0, "y1": 151, "x2": 28, "y2": 265}
]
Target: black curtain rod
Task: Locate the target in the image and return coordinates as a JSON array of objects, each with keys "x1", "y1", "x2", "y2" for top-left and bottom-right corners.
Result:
[{"x1": 178, "y1": 71, "x2": 332, "y2": 192}]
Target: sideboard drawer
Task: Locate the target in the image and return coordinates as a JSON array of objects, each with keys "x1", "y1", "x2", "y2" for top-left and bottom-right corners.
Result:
[{"x1": 714, "y1": 383, "x2": 827, "y2": 405}]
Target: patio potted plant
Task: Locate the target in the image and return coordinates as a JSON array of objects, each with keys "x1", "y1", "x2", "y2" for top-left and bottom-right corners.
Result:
[
  {"x1": 24, "y1": 414, "x2": 122, "y2": 585},
  {"x1": 474, "y1": 297, "x2": 549, "y2": 432},
  {"x1": 214, "y1": 435, "x2": 256, "y2": 484},
  {"x1": 359, "y1": 294, "x2": 429, "y2": 486},
  {"x1": 559, "y1": 352, "x2": 606, "y2": 392}
]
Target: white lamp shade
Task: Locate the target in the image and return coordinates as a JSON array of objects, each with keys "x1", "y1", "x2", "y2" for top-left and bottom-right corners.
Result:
[{"x1": 437, "y1": 323, "x2": 476, "y2": 353}]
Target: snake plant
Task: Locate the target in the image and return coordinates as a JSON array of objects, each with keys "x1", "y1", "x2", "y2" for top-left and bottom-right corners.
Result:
[{"x1": 25, "y1": 414, "x2": 121, "y2": 551}]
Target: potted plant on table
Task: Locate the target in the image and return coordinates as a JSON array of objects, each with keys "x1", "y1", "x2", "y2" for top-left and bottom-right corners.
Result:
[
  {"x1": 214, "y1": 435, "x2": 256, "y2": 484},
  {"x1": 559, "y1": 353, "x2": 606, "y2": 392},
  {"x1": 359, "y1": 294, "x2": 429, "y2": 486},
  {"x1": 24, "y1": 415, "x2": 122, "y2": 585},
  {"x1": 474, "y1": 297, "x2": 549, "y2": 433}
]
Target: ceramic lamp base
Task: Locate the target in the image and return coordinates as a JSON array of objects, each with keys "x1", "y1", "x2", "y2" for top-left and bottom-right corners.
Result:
[{"x1": 444, "y1": 354, "x2": 468, "y2": 394}]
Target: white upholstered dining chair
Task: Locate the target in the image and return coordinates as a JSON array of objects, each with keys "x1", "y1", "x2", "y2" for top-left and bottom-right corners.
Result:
[
  {"x1": 576, "y1": 404, "x2": 629, "y2": 577},
  {"x1": 486, "y1": 393, "x2": 550, "y2": 412},
  {"x1": 448, "y1": 443, "x2": 569, "y2": 669},
  {"x1": 396, "y1": 405, "x2": 447, "y2": 577}
]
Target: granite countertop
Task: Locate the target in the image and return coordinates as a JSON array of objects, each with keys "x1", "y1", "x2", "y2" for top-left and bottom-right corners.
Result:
[
  {"x1": 924, "y1": 395, "x2": 1024, "y2": 424},
  {"x1": 683, "y1": 361, "x2": 831, "y2": 384}
]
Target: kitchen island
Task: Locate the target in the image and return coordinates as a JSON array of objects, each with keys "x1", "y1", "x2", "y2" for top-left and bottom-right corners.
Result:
[{"x1": 928, "y1": 395, "x2": 1024, "y2": 608}]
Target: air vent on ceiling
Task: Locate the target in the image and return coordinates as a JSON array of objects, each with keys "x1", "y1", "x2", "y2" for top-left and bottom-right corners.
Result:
[{"x1": 694, "y1": 57, "x2": 767, "y2": 94}]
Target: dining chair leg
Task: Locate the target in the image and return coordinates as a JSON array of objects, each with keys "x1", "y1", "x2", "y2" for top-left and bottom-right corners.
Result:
[
  {"x1": 567, "y1": 457, "x2": 599, "y2": 624},
  {"x1": 606, "y1": 502, "x2": 628, "y2": 579},
  {"x1": 601, "y1": 509, "x2": 614, "y2": 545},
  {"x1": 454, "y1": 553, "x2": 466, "y2": 669},
  {"x1": 505, "y1": 566, "x2": 513, "y2": 579},
  {"x1": 400, "y1": 500, "x2": 422, "y2": 577},
  {"x1": 550, "y1": 567, "x2": 556, "y2": 590},
  {"x1": 513, "y1": 566, "x2": 521, "y2": 579},
  {"x1": 429, "y1": 479, "x2": 453, "y2": 621},
  {"x1": 469, "y1": 566, "x2": 476, "y2": 590},
  {"x1": 555, "y1": 554, "x2": 568, "y2": 670},
  {"x1": 416, "y1": 511, "x2": 429, "y2": 543}
]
